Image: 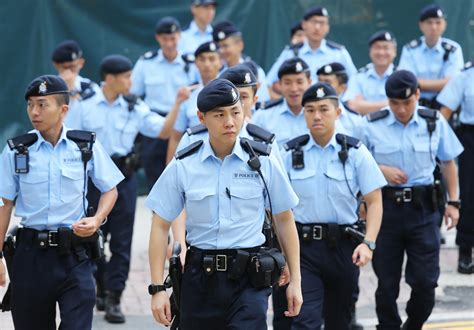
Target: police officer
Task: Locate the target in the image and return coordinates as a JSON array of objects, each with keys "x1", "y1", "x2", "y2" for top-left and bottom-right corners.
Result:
[
  {"x1": 437, "y1": 60, "x2": 474, "y2": 274},
  {"x1": 290, "y1": 21, "x2": 306, "y2": 46},
  {"x1": 77, "y1": 55, "x2": 178, "y2": 323},
  {"x1": 398, "y1": 3, "x2": 464, "y2": 109},
  {"x1": 212, "y1": 21, "x2": 271, "y2": 102},
  {"x1": 147, "y1": 79, "x2": 303, "y2": 329},
  {"x1": 179, "y1": 0, "x2": 217, "y2": 55},
  {"x1": 361, "y1": 70, "x2": 463, "y2": 329},
  {"x1": 166, "y1": 41, "x2": 221, "y2": 163},
  {"x1": 131, "y1": 16, "x2": 196, "y2": 190},
  {"x1": 0, "y1": 75, "x2": 124, "y2": 329},
  {"x1": 344, "y1": 30, "x2": 397, "y2": 115},
  {"x1": 317, "y1": 62, "x2": 364, "y2": 138},
  {"x1": 282, "y1": 82, "x2": 385, "y2": 330},
  {"x1": 51, "y1": 40, "x2": 99, "y2": 128},
  {"x1": 267, "y1": 6, "x2": 357, "y2": 96}
]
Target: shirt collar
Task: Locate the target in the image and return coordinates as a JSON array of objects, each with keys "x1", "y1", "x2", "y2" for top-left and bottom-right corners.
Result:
[
  {"x1": 32, "y1": 124, "x2": 69, "y2": 152},
  {"x1": 300, "y1": 38, "x2": 328, "y2": 54},
  {"x1": 387, "y1": 106, "x2": 421, "y2": 126},
  {"x1": 96, "y1": 89, "x2": 128, "y2": 108},
  {"x1": 421, "y1": 36, "x2": 443, "y2": 52},
  {"x1": 304, "y1": 131, "x2": 338, "y2": 151},
  {"x1": 278, "y1": 99, "x2": 304, "y2": 117},
  {"x1": 189, "y1": 20, "x2": 213, "y2": 35},
  {"x1": 367, "y1": 63, "x2": 395, "y2": 78},
  {"x1": 200, "y1": 138, "x2": 247, "y2": 163},
  {"x1": 157, "y1": 49, "x2": 184, "y2": 65}
]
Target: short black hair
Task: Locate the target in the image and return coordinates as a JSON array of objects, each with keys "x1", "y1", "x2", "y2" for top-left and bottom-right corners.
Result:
[
  {"x1": 55, "y1": 93, "x2": 70, "y2": 106},
  {"x1": 335, "y1": 72, "x2": 348, "y2": 85}
]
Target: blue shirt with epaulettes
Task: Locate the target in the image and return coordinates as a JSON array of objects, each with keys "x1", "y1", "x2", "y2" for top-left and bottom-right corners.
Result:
[
  {"x1": 64, "y1": 75, "x2": 100, "y2": 128},
  {"x1": 361, "y1": 106, "x2": 463, "y2": 187},
  {"x1": 178, "y1": 20, "x2": 213, "y2": 55},
  {"x1": 436, "y1": 60, "x2": 474, "y2": 124},
  {"x1": 145, "y1": 137, "x2": 299, "y2": 249},
  {"x1": 343, "y1": 63, "x2": 395, "y2": 102},
  {"x1": 0, "y1": 126, "x2": 124, "y2": 230},
  {"x1": 337, "y1": 101, "x2": 364, "y2": 139},
  {"x1": 282, "y1": 131, "x2": 386, "y2": 225}
]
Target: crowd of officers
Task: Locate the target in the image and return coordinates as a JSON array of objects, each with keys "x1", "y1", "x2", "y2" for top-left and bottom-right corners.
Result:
[{"x1": 0, "y1": 1, "x2": 472, "y2": 329}]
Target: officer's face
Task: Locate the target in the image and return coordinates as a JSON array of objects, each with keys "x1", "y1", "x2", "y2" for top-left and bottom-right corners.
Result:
[
  {"x1": 370, "y1": 41, "x2": 396, "y2": 67},
  {"x1": 218, "y1": 37, "x2": 244, "y2": 64},
  {"x1": 53, "y1": 58, "x2": 84, "y2": 75},
  {"x1": 191, "y1": 4, "x2": 216, "y2": 26},
  {"x1": 317, "y1": 74, "x2": 345, "y2": 96},
  {"x1": 238, "y1": 86, "x2": 258, "y2": 119},
  {"x1": 156, "y1": 33, "x2": 180, "y2": 56},
  {"x1": 107, "y1": 71, "x2": 132, "y2": 95},
  {"x1": 291, "y1": 30, "x2": 307, "y2": 45},
  {"x1": 419, "y1": 18, "x2": 446, "y2": 40},
  {"x1": 278, "y1": 73, "x2": 312, "y2": 109},
  {"x1": 195, "y1": 52, "x2": 221, "y2": 81},
  {"x1": 302, "y1": 16, "x2": 329, "y2": 43},
  {"x1": 304, "y1": 99, "x2": 341, "y2": 138},
  {"x1": 388, "y1": 89, "x2": 420, "y2": 125},
  {"x1": 27, "y1": 95, "x2": 68, "y2": 133},
  {"x1": 198, "y1": 103, "x2": 244, "y2": 145}
]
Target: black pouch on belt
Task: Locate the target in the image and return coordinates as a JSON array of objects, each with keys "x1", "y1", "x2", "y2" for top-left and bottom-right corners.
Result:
[
  {"x1": 228, "y1": 250, "x2": 249, "y2": 281},
  {"x1": 327, "y1": 223, "x2": 340, "y2": 248},
  {"x1": 58, "y1": 227, "x2": 72, "y2": 256},
  {"x1": 248, "y1": 248, "x2": 286, "y2": 289},
  {"x1": 88, "y1": 230, "x2": 105, "y2": 260}
]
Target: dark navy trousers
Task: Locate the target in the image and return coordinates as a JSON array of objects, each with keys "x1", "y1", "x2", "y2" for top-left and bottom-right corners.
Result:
[
  {"x1": 88, "y1": 174, "x2": 137, "y2": 294},
  {"x1": 292, "y1": 238, "x2": 359, "y2": 330},
  {"x1": 11, "y1": 235, "x2": 95, "y2": 330},
  {"x1": 373, "y1": 200, "x2": 441, "y2": 330},
  {"x1": 139, "y1": 136, "x2": 168, "y2": 191},
  {"x1": 457, "y1": 127, "x2": 474, "y2": 247}
]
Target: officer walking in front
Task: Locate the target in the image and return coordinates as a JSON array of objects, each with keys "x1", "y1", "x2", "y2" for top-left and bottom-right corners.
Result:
[
  {"x1": 398, "y1": 3, "x2": 464, "y2": 109},
  {"x1": 77, "y1": 55, "x2": 180, "y2": 323},
  {"x1": 282, "y1": 82, "x2": 385, "y2": 329},
  {"x1": 147, "y1": 79, "x2": 303, "y2": 329},
  {"x1": 361, "y1": 70, "x2": 463, "y2": 329},
  {"x1": 437, "y1": 60, "x2": 474, "y2": 274},
  {"x1": 0, "y1": 75, "x2": 124, "y2": 329}
]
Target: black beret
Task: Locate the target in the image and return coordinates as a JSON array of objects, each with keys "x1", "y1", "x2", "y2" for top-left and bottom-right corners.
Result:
[
  {"x1": 303, "y1": 6, "x2": 329, "y2": 20},
  {"x1": 51, "y1": 40, "x2": 83, "y2": 63},
  {"x1": 419, "y1": 3, "x2": 445, "y2": 21},
  {"x1": 290, "y1": 21, "x2": 303, "y2": 37},
  {"x1": 155, "y1": 16, "x2": 181, "y2": 34},
  {"x1": 302, "y1": 82, "x2": 338, "y2": 106},
  {"x1": 278, "y1": 57, "x2": 309, "y2": 79},
  {"x1": 191, "y1": 0, "x2": 217, "y2": 6},
  {"x1": 100, "y1": 55, "x2": 133, "y2": 75},
  {"x1": 240, "y1": 60, "x2": 259, "y2": 78},
  {"x1": 212, "y1": 21, "x2": 240, "y2": 41},
  {"x1": 194, "y1": 41, "x2": 218, "y2": 58},
  {"x1": 368, "y1": 30, "x2": 396, "y2": 46},
  {"x1": 316, "y1": 62, "x2": 346, "y2": 76},
  {"x1": 385, "y1": 70, "x2": 418, "y2": 99},
  {"x1": 197, "y1": 79, "x2": 240, "y2": 112},
  {"x1": 24, "y1": 75, "x2": 69, "y2": 100},
  {"x1": 220, "y1": 64, "x2": 257, "y2": 87}
]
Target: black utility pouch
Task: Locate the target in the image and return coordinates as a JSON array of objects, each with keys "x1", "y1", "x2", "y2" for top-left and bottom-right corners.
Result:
[
  {"x1": 228, "y1": 250, "x2": 249, "y2": 281},
  {"x1": 58, "y1": 227, "x2": 72, "y2": 256},
  {"x1": 327, "y1": 224, "x2": 340, "y2": 249},
  {"x1": 88, "y1": 230, "x2": 105, "y2": 260},
  {"x1": 300, "y1": 225, "x2": 313, "y2": 242},
  {"x1": 248, "y1": 248, "x2": 286, "y2": 289},
  {"x1": 203, "y1": 255, "x2": 215, "y2": 275}
]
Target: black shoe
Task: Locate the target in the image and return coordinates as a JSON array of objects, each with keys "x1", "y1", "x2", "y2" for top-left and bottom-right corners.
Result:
[
  {"x1": 105, "y1": 291, "x2": 126, "y2": 323},
  {"x1": 458, "y1": 247, "x2": 473, "y2": 274},
  {"x1": 96, "y1": 295, "x2": 106, "y2": 312}
]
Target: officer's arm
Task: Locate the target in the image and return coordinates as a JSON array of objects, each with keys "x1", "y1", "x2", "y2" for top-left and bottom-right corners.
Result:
[
  {"x1": 0, "y1": 198, "x2": 13, "y2": 286},
  {"x1": 439, "y1": 106, "x2": 454, "y2": 120},
  {"x1": 440, "y1": 159, "x2": 460, "y2": 229},
  {"x1": 417, "y1": 77, "x2": 451, "y2": 93},
  {"x1": 362, "y1": 188, "x2": 383, "y2": 242},
  {"x1": 348, "y1": 97, "x2": 389, "y2": 115}
]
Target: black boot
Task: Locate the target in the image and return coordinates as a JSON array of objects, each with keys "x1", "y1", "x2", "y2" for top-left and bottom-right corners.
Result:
[
  {"x1": 96, "y1": 289, "x2": 107, "y2": 312},
  {"x1": 105, "y1": 290, "x2": 126, "y2": 323},
  {"x1": 458, "y1": 246, "x2": 473, "y2": 274},
  {"x1": 350, "y1": 303, "x2": 363, "y2": 330}
]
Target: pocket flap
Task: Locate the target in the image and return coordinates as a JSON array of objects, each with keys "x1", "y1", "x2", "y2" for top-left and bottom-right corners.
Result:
[
  {"x1": 290, "y1": 168, "x2": 316, "y2": 180},
  {"x1": 374, "y1": 144, "x2": 400, "y2": 154},
  {"x1": 20, "y1": 170, "x2": 49, "y2": 184},
  {"x1": 186, "y1": 188, "x2": 215, "y2": 201},
  {"x1": 61, "y1": 167, "x2": 84, "y2": 180},
  {"x1": 230, "y1": 186, "x2": 262, "y2": 200}
]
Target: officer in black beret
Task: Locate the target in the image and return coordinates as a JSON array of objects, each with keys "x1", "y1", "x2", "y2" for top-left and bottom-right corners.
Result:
[
  {"x1": 51, "y1": 40, "x2": 99, "y2": 128},
  {"x1": 179, "y1": 0, "x2": 217, "y2": 54},
  {"x1": 0, "y1": 74, "x2": 123, "y2": 329},
  {"x1": 361, "y1": 70, "x2": 463, "y2": 329},
  {"x1": 147, "y1": 78, "x2": 302, "y2": 329},
  {"x1": 290, "y1": 21, "x2": 306, "y2": 46}
]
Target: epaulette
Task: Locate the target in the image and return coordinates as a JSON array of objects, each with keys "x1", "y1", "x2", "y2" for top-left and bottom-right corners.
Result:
[
  {"x1": 463, "y1": 60, "x2": 474, "y2": 71},
  {"x1": 367, "y1": 109, "x2": 389, "y2": 122},
  {"x1": 406, "y1": 38, "x2": 422, "y2": 49},
  {"x1": 246, "y1": 123, "x2": 275, "y2": 144},
  {"x1": 283, "y1": 134, "x2": 310, "y2": 151},
  {"x1": 289, "y1": 42, "x2": 303, "y2": 56},
  {"x1": 326, "y1": 40, "x2": 344, "y2": 50},
  {"x1": 79, "y1": 81, "x2": 96, "y2": 100},
  {"x1": 259, "y1": 98, "x2": 283, "y2": 110},
  {"x1": 186, "y1": 123, "x2": 207, "y2": 136},
  {"x1": 66, "y1": 130, "x2": 96, "y2": 144},
  {"x1": 175, "y1": 140, "x2": 204, "y2": 160},
  {"x1": 240, "y1": 138, "x2": 272, "y2": 156},
  {"x1": 181, "y1": 53, "x2": 195, "y2": 64},
  {"x1": 123, "y1": 94, "x2": 139, "y2": 111},
  {"x1": 441, "y1": 41, "x2": 457, "y2": 54},
  {"x1": 342, "y1": 101, "x2": 359, "y2": 115},
  {"x1": 418, "y1": 107, "x2": 440, "y2": 120},
  {"x1": 358, "y1": 65, "x2": 369, "y2": 73},
  {"x1": 336, "y1": 133, "x2": 361, "y2": 149},
  {"x1": 7, "y1": 133, "x2": 38, "y2": 151},
  {"x1": 142, "y1": 50, "x2": 158, "y2": 60}
]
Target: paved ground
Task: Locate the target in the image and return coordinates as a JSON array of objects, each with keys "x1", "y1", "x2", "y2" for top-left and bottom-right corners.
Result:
[{"x1": 1, "y1": 196, "x2": 473, "y2": 329}]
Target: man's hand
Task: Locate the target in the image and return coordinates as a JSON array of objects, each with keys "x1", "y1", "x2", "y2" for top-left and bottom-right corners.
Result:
[
  {"x1": 151, "y1": 291, "x2": 172, "y2": 326},
  {"x1": 352, "y1": 243, "x2": 373, "y2": 267},
  {"x1": 175, "y1": 84, "x2": 199, "y2": 105},
  {"x1": 72, "y1": 216, "x2": 101, "y2": 237},
  {"x1": 380, "y1": 165, "x2": 408, "y2": 185},
  {"x1": 444, "y1": 205, "x2": 459, "y2": 230},
  {"x1": 284, "y1": 280, "x2": 303, "y2": 317},
  {"x1": 0, "y1": 261, "x2": 7, "y2": 287}
]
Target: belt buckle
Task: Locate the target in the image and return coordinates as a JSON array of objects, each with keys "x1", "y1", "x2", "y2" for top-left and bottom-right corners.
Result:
[
  {"x1": 312, "y1": 225, "x2": 323, "y2": 240},
  {"x1": 403, "y1": 188, "x2": 412, "y2": 202},
  {"x1": 215, "y1": 254, "x2": 227, "y2": 272},
  {"x1": 48, "y1": 230, "x2": 58, "y2": 247}
]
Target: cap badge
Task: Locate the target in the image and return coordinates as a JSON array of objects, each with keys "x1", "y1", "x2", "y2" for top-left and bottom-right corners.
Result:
[
  {"x1": 244, "y1": 72, "x2": 251, "y2": 84},
  {"x1": 324, "y1": 65, "x2": 332, "y2": 74},
  {"x1": 322, "y1": 8, "x2": 329, "y2": 16},
  {"x1": 38, "y1": 81, "x2": 47, "y2": 94},
  {"x1": 218, "y1": 31, "x2": 226, "y2": 40},
  {"x1": 171, "y1": 24, "x2": 177, "y2": 33},
  {"x1": 316, "y1": 87, "x2": 325, "y2": 98},
  {"x1": 405, "y1": 88, "x2": 411, "y2": 98},
  {"x1": 71, "y1": 52, "x2": 77, "y2": 60},
  {"x1": 231, "y1": 88, "x2": 238, "y2": 101},
  {"x1": 295, "y1": 62, "x2": 303, "y2": 72},
  {"x1": 437, "y1": 9, "x2": 443, "y2": 17},
  {"x1": 209, "y1": 42, "x2": 217, "y2": 51},
  {"x1": 385, "y1": 32, "x2": 391, "y2": 40}
]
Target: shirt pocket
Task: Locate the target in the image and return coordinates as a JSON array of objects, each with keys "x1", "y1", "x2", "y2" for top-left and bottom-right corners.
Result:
[
  {"x1": 114, "y1": 118, "x2": 139, "y2": 151},
  {"x1": 325, "y1": 164, "x2": 355, "y2": 197},
  {"x1": 413, "y1": 142, "x2": 434, "y2": 171},
  {"x1": 185, "y1": 188, "x2": 216, "y2": 224},
  {"x1": 145, "y1": 76, "x2": 167, "y2": 101},
  {"x1": 290, "y1": 169, "x2": 316, "y2": 197},
  {"x1": 19, "y1": 170, "x2": 49, "y2": 207},
  {"x1": 230, "y1": 185, "x2": 264, "y2": 222},
  {"x1": 61, "y1": 166, "x2": 85, "y2": 203},
  {"x1": 373, "y1": 145, "x2": 401, "y2": 166}
]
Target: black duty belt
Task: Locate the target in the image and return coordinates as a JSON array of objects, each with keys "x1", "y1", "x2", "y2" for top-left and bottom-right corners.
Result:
[
  {"x1": 187, "y1": 246, "x2": 260, "y2": 273},
  {"x1": 295, "y1": 222, "x2": 351, "y2": 241},
  {"x1": 459, "y1": 123, "x2": 474, "y2": 132},
  {"x1": 17, "y1": 227, "x2": 96, "y2": 249},
  {"x1": 382, "y1": 185, "x2": 433, "y2": 203}
]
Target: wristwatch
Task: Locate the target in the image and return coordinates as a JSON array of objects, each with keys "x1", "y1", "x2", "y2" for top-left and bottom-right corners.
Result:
[
  {"x1": 363, "y1": 240, "x2": 376, "y2": 251},
  {"x1": 148, "y1": 284, "x2": 166, "y2": 295},
  {"x1": 447, "y1": 200, "x2": 461, "y2": 210}
]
